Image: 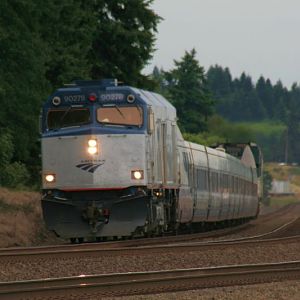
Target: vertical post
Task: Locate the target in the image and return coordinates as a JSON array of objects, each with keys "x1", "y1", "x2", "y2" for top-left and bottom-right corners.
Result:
[{"x1": 285, "y1": 127, "x2": 288, "y2": 164}]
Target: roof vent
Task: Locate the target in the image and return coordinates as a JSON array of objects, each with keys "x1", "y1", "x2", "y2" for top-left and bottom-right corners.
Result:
[{"x1": 73, "y1": 79, "x2": 118, "y2": 87}]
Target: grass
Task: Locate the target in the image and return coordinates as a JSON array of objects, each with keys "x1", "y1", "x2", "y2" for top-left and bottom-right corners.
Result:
[
  {"x1": 0, "y1": 198, "x2": 34, "y2": 213},
  {"x1": 265, "y1": 162, "x2": 300, "y2": 182},
  {"x1": 268, "y1": 196, "x2": 300, "y2": 207},
  {"x1": 0, "y1": 188, "x2": 42, "y2": 247},
  {"x1": 241, "y1": 121, "x2": 286, "y2": 136}
]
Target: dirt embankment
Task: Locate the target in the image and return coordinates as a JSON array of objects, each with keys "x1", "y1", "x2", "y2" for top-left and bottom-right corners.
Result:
[{"x1": 0, "y1": 188, "x2": 59, "y2": 247}]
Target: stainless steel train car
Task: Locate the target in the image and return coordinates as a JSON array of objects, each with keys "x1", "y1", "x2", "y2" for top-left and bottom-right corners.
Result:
[{"x1": 41, "y1": 79, "x2": 263, "y2": 242}]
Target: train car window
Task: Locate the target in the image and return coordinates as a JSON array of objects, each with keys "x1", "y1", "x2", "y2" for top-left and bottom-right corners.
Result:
[
  {"x1": 230, "y1": 175, "x2": 234, "y2": 192},
  {"x1": 211, "y1": 172, "x2": 219, "y2": 192},
  {"x1": 197, "y1": 169, "x2": 207, "y2": 191},
  {"x1": 235, "y1": 177, "x2": 239, "y2": 193},
  {"x1": 182, "y1": 152, "x2": 189, "y2": 174},
  {"x1": 97, "y1": 106, "x2": 143, "y2": 126},
  {"x1": 47, "y1": 108, "x2": 90, "y2": 130},
  {"x1": 202, "y1": 169, "x2": 207, "y2": 191}
]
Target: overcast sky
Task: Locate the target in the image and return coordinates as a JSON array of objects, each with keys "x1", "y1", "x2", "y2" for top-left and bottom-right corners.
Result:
[{"x1": 145, "y1": 0, "x2": 300, "y2": 88}]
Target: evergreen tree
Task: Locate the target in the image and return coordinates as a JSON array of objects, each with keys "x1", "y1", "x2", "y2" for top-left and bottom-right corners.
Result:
[
  {"x1": 256, "y1": 77, "x2": 275, "y2": 119},
  {"x1": 285, "y1": 83, "x2": 300, "y2": 163},
  {"x1": 0, "y1": 0, "x2": 162, "y2": 187},
  {"x1": 87, "y1": 0, "x2": 161, "y2": 88},
  {"x1": 151, "y1": 66, "x2": 170, "y2": 96},
  {"x1": 272, "y1": 81, "x2": 288, "y2": 121},
  {"x1": 207, "y1": 65, "x2": 232, "y2": 98},
  {"x1": 40, "y1": 0, "x2": 95, "y2": 88},
  {"x1": 238, "y1": 73, "x2": 266, "y2": 121},
  {"x1": 0, "y1": 0, "x2": 48, "y2": 164},
  {"x1": 166, "y1": 49, "x2": 214, "y2": 133}
]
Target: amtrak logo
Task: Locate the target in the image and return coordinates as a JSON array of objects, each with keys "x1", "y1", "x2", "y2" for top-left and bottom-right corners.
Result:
[{"x1": 76, "y1": 160, "x2": 105, "y2": 173}]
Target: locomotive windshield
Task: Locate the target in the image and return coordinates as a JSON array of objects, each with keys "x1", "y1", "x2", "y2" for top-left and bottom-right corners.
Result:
[
  {"x1": 97, "y1": 105, "x2": 143, "y2": 126},
  {"x1": 47, "y1": 108, "x2": 90, "y2": 130}
]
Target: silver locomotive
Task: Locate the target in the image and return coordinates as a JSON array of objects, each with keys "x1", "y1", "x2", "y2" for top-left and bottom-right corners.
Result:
[{"x1": 41, "y1": 79, "x2": 263, "y2": 242}]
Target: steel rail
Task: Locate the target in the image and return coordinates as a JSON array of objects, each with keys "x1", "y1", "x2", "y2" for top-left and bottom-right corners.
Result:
[
  {"x1": 1, "y1": 261, "x2": 300, "y2": 299},
  {"x1": 0, "y1": 222, "x2": 299, "y2": 262},
  {"x1": 0, "y1": 222, "x2": 252, "y2": 256},
  {"x1": 0, "y1": 203, "x2": 296, "y2": 259},
  {"x1": 0, "y1": 223, "x2": 251, "y2": 255}
]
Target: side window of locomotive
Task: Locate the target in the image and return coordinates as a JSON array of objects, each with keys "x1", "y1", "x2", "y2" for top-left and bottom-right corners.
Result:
[
  {"x1": 97, "y1": 106, "x2": 143, "y2": 127},
  {"x1": 47, "y1": 108, "x2": 90, "y2": 130}
]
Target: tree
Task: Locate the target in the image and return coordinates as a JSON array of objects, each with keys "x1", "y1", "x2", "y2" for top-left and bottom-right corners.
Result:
[
  {"x1": 40, "y1": 0, "x2": 95, "y2": 88},
  {"x1": 166, "y1": 49, "x2": 214, "y2": 133},
  {"x1": 0, "y1": 0, "x2": 48, "y2": 166},
  {"x1": 256, "y1": 77, "x2": 276, "y2": 119},
  {"x1": 272, "y1": 81, "x2": 288, "y2": 121},
  {"x1": 0, "y1": 0, "x2": 162, "y2": 188},
  {"x1": 285, "y1": 83, "x2": 300, "y2": 163},
  {"x1": 262, "y1": 170, "x2": 272, "y2": 206},
  {"x1": 207, "y1": 65, "x2": 232, "y2": 99},
  {"x1": 87, "y1": 0, "x2": 161, "y2": 88}
]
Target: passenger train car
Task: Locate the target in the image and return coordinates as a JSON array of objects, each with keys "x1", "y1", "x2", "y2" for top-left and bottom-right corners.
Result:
[{"x1": 41, "y1": 79, "x2": 263, "y2": 242}]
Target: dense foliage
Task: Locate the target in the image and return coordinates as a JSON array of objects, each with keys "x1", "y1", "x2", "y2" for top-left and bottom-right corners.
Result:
[
  {"x1": 152, "y1": 49, "x2": 214, "y2": 133},
  {"x1": 206, "y1": 65, "x2": 300, "y2": 163},
  {"x1": 2, "y1": 1, "x2": 300, "y2": 189},
  {"x1": 153, "y1": 62, "x2": 300, "y2": 163},
  {"x1": 0, "y1": 0, "x2": 160, "y2": 188}
]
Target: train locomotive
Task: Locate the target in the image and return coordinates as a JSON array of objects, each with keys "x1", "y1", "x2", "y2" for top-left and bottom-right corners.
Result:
[{"x1": 41, "y1": 79, "x2": 263, "y2": 242}]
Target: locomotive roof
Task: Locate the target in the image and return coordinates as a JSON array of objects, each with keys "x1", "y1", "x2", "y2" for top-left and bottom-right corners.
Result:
[{"x1": 46, "y1": 79, "x2": 176, "y2": 114}]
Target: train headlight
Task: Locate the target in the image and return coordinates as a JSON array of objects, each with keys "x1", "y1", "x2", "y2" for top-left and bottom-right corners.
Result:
[
  {"x1": 87, "y1": 139, "x2": 98, "y2": 155},
  {"x1": 131, "y1": 170, "x2": 144, "y2": 180},
  {"x1": 45, "y1": 174, "x2": 55, "y2": 183}
]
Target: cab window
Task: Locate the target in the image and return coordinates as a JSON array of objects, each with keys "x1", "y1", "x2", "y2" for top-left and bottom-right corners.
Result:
[
  {"x1": 47, "y1": 108, "x2": 90, "y2": 130},
  {"x1": 97, "y1": 106, "x2": 143, "y2": 126}
]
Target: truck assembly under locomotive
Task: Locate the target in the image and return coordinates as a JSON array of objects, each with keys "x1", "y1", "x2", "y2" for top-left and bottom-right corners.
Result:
[{"x1": 41, "y1": 79, "x2": 263, "y2": 242}]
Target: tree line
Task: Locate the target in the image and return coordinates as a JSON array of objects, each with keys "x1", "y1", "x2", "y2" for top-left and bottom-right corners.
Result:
[
  {"x1": 1, "y1": 1, "x2": 300, "y2": 189},
  {"x1": 0, "y1": 0, "x2": 160, "y2": 188},
  {"x1": 152, "y1": 56, "x2": 300, "y2": 164}
]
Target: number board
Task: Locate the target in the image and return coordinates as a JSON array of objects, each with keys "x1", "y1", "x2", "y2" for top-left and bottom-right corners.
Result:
[
  {"x1": 61, "y1": 93, "x2": 126, "y2": 104},
  {"x1": 63, "y1": 94, "x2": 86, "y2": 103},
  {"x1": 100, "y1": 93, "x2": 125, "y2": 102}
]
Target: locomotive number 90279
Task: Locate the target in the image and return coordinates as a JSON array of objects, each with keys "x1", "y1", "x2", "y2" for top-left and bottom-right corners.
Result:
[
  {"x1": 64, "y1": 95, "x2": 86, "y2": 103},
  {"x1": 100, "y1": 93, "x2": 124, "y2": 101}
]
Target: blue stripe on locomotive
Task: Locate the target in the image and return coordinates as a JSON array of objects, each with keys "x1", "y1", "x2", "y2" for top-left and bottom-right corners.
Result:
[{"x1": 41, "y1": 85, "x2": 155, "y2": 138}]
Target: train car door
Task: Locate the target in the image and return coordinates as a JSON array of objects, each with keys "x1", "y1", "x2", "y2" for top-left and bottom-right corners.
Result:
[
  {"x1": 162, "y1": 122, "x2": 177, "y2": 185},
  {"x1": 153, "y1": 119, "x2": 163, "y2": 184},
  {"x1": 177, "y1": 148, "x2": 194, "y2": 223},
  {"x1": 147, "y1": 107, "x2": 155, "y2": 185}
]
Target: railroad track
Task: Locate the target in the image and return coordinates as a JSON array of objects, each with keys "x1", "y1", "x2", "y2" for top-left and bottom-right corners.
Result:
[
  {"x1": 0, "y1": 221, "x2": 253, "y2": 256},
  {"x1": 0, "y1": 217, "x2": 299, "y2": 263},
  {"x1": 1, "y1": 202, "x2": 296, "y2": 258},
  {"x1": 1, "y1": 204, "x2": 298, "y2": 258},
  {"x1": 1, "y1": 261, "x2": 300, "y2": 299}
]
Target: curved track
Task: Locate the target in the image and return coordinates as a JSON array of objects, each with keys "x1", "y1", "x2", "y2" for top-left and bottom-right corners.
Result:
[
  {"x1": 1, "y1": 261, "x2": 300, "y2": 299},
  {"x1": 1, "y1": 203, "x2": 299, "y2": 261},
  {"x1": 0, "y1": 216, "x2": 299, "y2": 264}
]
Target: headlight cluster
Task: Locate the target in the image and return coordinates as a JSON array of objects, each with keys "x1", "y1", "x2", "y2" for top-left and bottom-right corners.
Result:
[
  {"x1": 87, "y1": 139, "x2": 98, "y2": 155},
  {"x1": 131, "y1": 170, "x2": 144, "y2": 180},
  {"x1": 45, "y1": 174, "x2": 55, "y2": 183}
]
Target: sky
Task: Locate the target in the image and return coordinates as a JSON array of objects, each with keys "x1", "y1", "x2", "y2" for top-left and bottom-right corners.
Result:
[{"x1": 145, "y1": 0, "x2": 300, "y2": 88}]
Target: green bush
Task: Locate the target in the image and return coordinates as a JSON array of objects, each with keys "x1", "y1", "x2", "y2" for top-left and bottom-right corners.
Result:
[
  {"x1": 0, "y1": 131, "x2": 14, "y2": 170},
  {"x1": 1, "y1": 162, "x2": 30, "y2": 188}
]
